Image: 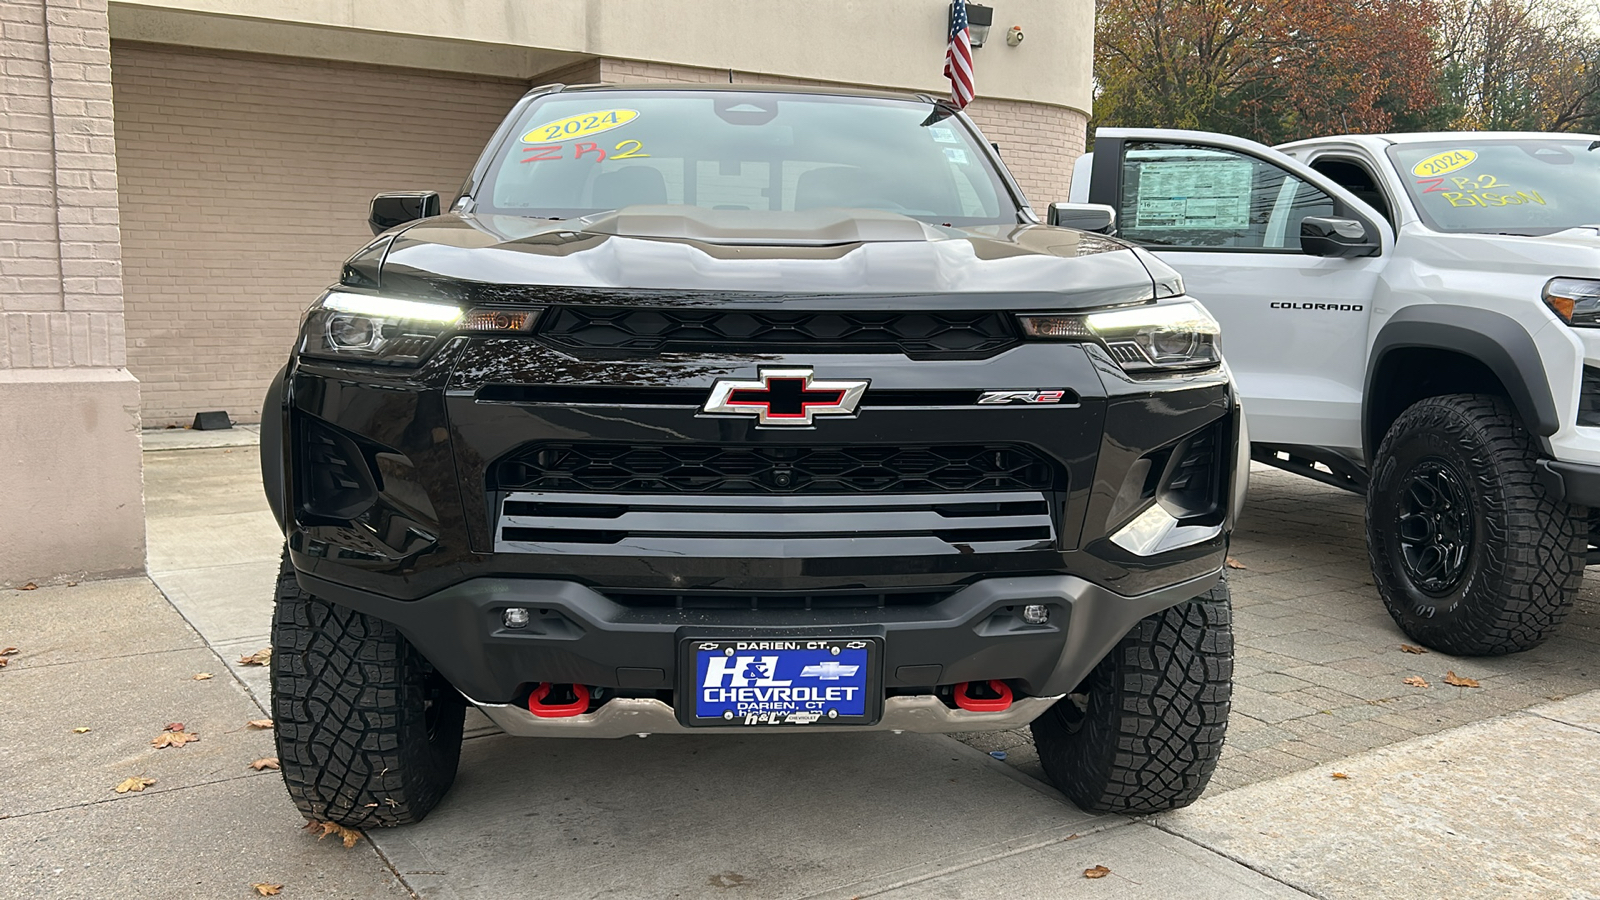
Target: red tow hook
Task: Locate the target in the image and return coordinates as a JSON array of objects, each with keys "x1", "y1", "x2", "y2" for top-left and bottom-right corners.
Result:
[
  {"x1": 527, "y1": 682, "x2": 590, "y2": 718},
  {"x1": 954, "y1": 680, "x2": 1014, "y2": 712}
]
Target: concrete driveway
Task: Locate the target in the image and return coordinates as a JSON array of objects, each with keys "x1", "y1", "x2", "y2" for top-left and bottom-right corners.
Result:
[{"x1": 2, "y1": 439, "x2": 1597, "y2": 898}]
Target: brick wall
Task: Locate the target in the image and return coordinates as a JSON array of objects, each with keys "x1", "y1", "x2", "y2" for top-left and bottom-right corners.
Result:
[
  {"x1": 597, "y1": 58, "x2": 1088, "y2": 206},
  {"x1": 111, "y1": 43, "x2": 528, "y2": 423},
  {"x1": 1, "y1": 0, "x2": 126, "y2": 369},
  {"x1": 963, "y1": 98, "x2": 1086, "y2": 207}
]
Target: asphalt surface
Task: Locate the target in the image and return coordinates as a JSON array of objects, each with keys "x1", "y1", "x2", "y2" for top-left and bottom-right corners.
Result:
[{"x1": 0, "y1": 442, "x2": 1596, "y2": 898}]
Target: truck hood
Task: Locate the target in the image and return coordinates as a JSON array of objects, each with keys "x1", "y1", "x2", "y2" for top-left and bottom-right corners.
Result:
[
  {"x1": 368, "y1": 207, "x2": 1162, "y2": 310},
  {"x1": 1407, "y1": 225, "x2": 1600, "y2": 278}
]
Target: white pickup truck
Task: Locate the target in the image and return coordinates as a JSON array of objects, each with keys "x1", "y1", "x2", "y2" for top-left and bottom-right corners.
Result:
[{"x1": 1069, "y1": 129, "x2": 1600, "y2": 656}]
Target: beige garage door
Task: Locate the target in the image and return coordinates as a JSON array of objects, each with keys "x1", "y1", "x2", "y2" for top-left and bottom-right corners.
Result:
[{"x1": 112, "y1": 43, "x2": 530, "y2": 424}]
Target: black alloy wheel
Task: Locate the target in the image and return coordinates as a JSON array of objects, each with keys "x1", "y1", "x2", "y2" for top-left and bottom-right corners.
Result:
[{"x1": 1392, "y1": 460, "x2": 1475, "y2": 595}]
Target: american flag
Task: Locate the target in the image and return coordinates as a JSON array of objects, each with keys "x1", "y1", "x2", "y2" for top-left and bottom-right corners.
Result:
[{"x1": 945, "y1": 0, "x2": 975, "y2": 108}]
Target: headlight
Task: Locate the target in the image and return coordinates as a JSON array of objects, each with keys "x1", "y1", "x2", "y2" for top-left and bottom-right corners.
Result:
[
  {"x1": 1018, "y1": 300, "x2": 1222, "y2": 373},
  {"x1": 1544, "y1": 277, "x2": 1600, "y2": 327},
  {"x1": 299, "y1": 291, "x2": 536, "y2": 365}
]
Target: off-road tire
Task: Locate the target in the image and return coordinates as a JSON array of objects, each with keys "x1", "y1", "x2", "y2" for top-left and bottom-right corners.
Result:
[
  {"x1": 1367, "y1": 394, "x2": 1582, "y2": 656},
  {"x1": 271, "y1": 550, "x2": 465, "y2": 827},
  {"x1": 1031, "y1": 581, "x2": 1233, "y2": 814}
]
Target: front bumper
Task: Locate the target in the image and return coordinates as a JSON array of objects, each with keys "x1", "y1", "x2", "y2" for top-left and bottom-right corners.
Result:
[
  {"x1": 298, "y1": 567, "x2": 1222, "y2": 724},
  {"x1": 1537, "y1": 458, "x2": 1600, "y2": 508},
  {"x1": 476, "y1": 694, "x2": 1064, "y2": 737}
]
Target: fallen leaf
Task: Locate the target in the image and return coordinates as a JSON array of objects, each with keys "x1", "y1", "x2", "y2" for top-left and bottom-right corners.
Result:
[
  {"x1": 251, "y1": 884, "x2": 283, "y2": 897},
  {"x1": 72, "y1": 727, "x2": 91, "y2": 734},
  {"x1": 0, "y1": 647, "x2": 17, "y2": 655},
  {"x1": 247, "y1": 719, "x2": 274, "y2": 730},
  {"x1": 18, "y1": 583, "x2": 37, "y2": 591},
  {"x1": 1403, "y1": 676, "x2": 1430, "y2": 688},
  {"x1": 114, "y1": 776, "x2": 156, "y2": 794},
  {"x1": 1444, "y1": 671, "x2": 1480, "y2": 688},
  {"x1": 1084, "y1": 865, "x2": 1111, "y2": 879},
  {"x1": 193, "y1": 673, "x2": 214, "y2": 681},
  {"x1": 1331, "y1": 772, "x2": 1349, "y2": 779},
  {"x1": 250, "y1": 757, "x2": 281, "y2": 771},
  {"x1": 1400, "y1": 644, "x2": 1428, "y2": 654},
  {"x1": 303, "y1": 819, "x2": 363, "y2": 849},
  {"x1": 1225, "y1": 556, "x2": 1248, "y2": 570},
  {"x1": 0, "y1": 659, "x2": 7, "y2": 669},
  {"x1": 151, "y1": 730, "x2": 199, "y2": 749},
  {"x1": 66, "y1": 581, "x2": 78, "y2": 587},
  {"x1": 239, "y1": 648, "x2": 272, "y2": 666},
  {"x1": 163, "y1": 722, "x2": 185, "y2": 732}
]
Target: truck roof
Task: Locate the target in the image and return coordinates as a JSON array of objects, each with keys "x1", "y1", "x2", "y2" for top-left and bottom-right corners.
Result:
[{"x1": 1278, "y1": 131, "x2": 1600, "y2": 152}]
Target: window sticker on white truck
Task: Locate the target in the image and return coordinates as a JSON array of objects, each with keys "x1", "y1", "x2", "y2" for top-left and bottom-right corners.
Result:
[{"x1": 1134, "y1": 160, "x2": 1252, "y2": 229}]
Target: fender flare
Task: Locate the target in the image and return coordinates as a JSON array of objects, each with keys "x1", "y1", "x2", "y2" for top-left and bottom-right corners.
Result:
[
  {"x1": 261, "y1": 364, "x2": 290, "y2": 532},
  {"x1": 1364, "y1": 306, "x2": 1558, "y2": 457}
]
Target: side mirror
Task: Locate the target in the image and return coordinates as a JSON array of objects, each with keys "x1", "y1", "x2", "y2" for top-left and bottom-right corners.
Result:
[
  {"x1": 1047, "y1": 202, "x2": 1116, "y2": 234},
  {"x1": 1300, "y1": 216, "x2": 1379, "y2": 258},
  {"x1": 369, "y1": 191, "x2": 440, "y2": 236}
]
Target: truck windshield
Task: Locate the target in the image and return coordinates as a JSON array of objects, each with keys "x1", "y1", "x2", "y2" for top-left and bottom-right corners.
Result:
[
  {"x1": 1388, "y1": 138, "x2": 1600, "y2": 236},
  {"x1": 474, "y1": 90, "x2": 1020, "y2": 225}
]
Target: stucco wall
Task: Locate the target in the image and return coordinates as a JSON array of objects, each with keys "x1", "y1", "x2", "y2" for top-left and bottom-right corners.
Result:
[{"x1": 107, "y1": 0, "x2": 1094, "y2": 116}]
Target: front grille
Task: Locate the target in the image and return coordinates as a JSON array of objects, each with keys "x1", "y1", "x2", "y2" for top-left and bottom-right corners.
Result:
[
  {"x1": 536, "y1": 307, "x2": 1019, "y2": 358},
  {"x1": 493, "y1": 491, "x2": 1057, "y2": 555},
  {"x1": 492, "y1": 443, "x2": 1059, "y2": 495},
  {"x1": 603, "y1": 589, "x2": 955, "y2": 611}
]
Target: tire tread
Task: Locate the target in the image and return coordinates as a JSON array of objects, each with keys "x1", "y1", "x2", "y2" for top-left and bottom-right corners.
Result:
[
  {"x1": 1031, "y1": 582, "x2": 1233, "y2": 814},
  {"x1": 271, "y1": 552, "x2": 463, "y2": 827}
]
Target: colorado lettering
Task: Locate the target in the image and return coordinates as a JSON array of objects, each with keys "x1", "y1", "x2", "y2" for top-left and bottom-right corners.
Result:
[{"x1": 1270, "y1": 302, "x2": 1364, "y2": 311}]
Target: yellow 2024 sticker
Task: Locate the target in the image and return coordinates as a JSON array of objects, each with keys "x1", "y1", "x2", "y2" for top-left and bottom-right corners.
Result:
[
  {"x1": 522, "y1": 109, "x2": 638, "y2": 144},
  {"x1": 1411, "y1": 149, "x2": 1477, "y2": 178}
]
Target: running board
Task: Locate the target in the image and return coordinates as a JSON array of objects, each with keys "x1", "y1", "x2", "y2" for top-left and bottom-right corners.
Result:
[{"x1": 1251, "y1": 444, "x2": 1367, "y2": 494}]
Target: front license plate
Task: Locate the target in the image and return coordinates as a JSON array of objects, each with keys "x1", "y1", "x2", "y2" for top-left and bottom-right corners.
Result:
[{"x1": 684, "y1": 637, "x2": 880, "y2": 727}]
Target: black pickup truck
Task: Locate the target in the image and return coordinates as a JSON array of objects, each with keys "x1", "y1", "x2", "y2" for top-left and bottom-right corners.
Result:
[{"x1": 261, "y1": 84, "x2": 1245, "y2": 826}]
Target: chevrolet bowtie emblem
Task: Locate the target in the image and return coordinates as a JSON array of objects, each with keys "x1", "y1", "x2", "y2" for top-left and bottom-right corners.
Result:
[{"x1": 702, "y1": 368, "x2": 869, "y2": 426}]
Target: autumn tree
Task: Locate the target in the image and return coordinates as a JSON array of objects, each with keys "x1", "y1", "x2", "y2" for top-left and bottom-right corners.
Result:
[
  {"x1": 1434, "y1": 0, "x2": 1600, "y2": 131},
  {"x1": 1093, "y1": 0, "x2": 1442, "y2": 143}
]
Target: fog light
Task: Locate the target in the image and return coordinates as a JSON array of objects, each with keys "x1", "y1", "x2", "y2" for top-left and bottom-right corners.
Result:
[
  {"x1": 1022, "y1": 604, "x2": 1049, "y2": 625},
  {"x1": 502, "y1": 607, "x2": 530, "y2": 629}
]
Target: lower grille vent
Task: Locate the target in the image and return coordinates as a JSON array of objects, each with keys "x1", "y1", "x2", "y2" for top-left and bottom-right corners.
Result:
[{"x1": 604, "y1": 589, "x2": 954, "y2": 611}]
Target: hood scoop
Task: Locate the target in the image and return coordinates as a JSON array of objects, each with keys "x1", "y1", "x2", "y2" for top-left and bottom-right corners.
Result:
[{"x1": 577, "y1": 206, "x2": 943, "y2": 247}]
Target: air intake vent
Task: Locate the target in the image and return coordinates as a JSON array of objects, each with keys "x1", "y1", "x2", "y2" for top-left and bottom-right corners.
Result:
[
  {"x1": 297, "y1": 418, "x2": 377, "y2": 520},
  {"x1": 1581, "y1": 366, "x2": 1600, "y2": 427},
  {"x1": 1157, "y1": 423, "x2": 1223, "y2": 520}
]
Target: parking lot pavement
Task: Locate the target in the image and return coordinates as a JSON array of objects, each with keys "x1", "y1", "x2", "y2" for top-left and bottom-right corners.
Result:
[
  {"x1": 0, "y1": 579, "x2": 411, "y2": 899},
  {"x1": 1160, "y1": 691, "x2": 1600, "y2": 900},
  {"x1": 960, "y1": 464, "x2": 1600, "y2": 791}
]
